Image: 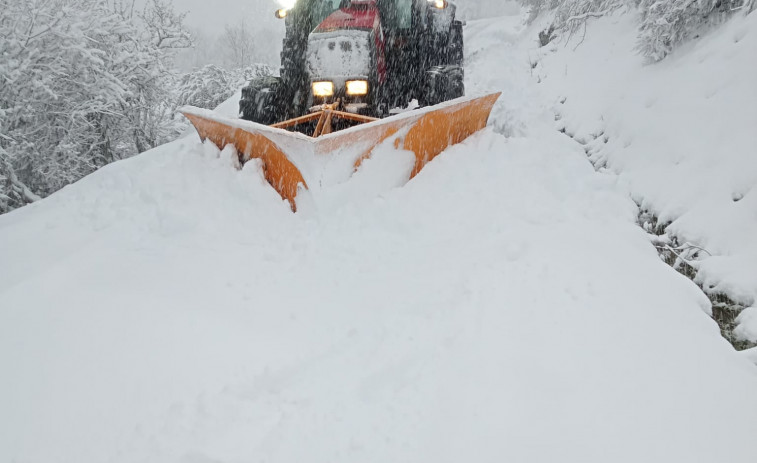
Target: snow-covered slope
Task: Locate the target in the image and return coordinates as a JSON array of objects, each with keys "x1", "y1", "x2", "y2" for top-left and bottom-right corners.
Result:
[
  {"x1": 528, "y1": 10, "x2": 757, "y2": 343},
  {"x1": 2, "y1": 5, "x2": 757, "y2": 463}
]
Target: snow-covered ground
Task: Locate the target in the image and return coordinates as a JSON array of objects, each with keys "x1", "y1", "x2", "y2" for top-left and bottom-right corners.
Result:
[
  {"x1": 525, "y1": 9, "x2": 757, "y2": 344},
  {"x1": 2, "y1": 4, "x2": 757, "y2": 463}
]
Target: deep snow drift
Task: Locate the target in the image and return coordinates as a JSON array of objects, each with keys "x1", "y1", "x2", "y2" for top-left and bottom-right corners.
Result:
[
  {"x1": 2, "y1": 5, "x2": 757, "y2": 463},
  {"x1": 527, "y1": 10, "x2": 757, "y2": 344}
]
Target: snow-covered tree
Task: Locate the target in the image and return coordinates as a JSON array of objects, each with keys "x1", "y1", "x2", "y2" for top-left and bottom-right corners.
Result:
[
  {"x1": 139, "y1": 0, "x2": 193, "y2": 51},
  {"x1": 2, "y1": 0, "x2": 126, "y2": 197},
  {"x1": 521, "y1": 0, "x2": 754, "y2": 60},
  {"x1": 636, "y1": 0, "x2": 750, "y2": 61},
  {"x1": 219, "y1": 22, "x2": 260, "y2": 70},
  {"x1": 0, "y1": 145, "x2": 41, "y2": 214},
  {"x1": 112, "y1": 0, "x2": 195, "y2": 153},
  {"x1": 0, "y1": 0, "x2": 192, "y2": 212}
]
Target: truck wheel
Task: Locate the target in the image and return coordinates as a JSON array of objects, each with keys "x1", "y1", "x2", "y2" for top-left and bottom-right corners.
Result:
[
  {"x1": 446, "y1": 65, "x2": 465, "y2": 99},
  {"x1": 240, "y1": 76, "x2": 283, "y2": 125},
  {"x1": 421, "y1": 65, "x2": 465, "y2": 107}
]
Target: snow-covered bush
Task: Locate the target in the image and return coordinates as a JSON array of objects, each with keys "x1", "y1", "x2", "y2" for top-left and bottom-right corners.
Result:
[
  {"x1": 175, "y1": 65, "x2": 238, "y2": 111},
  {"x1": 636, "y1": 0, "x2": 750, "y2": 61},
  {"x1": 522, "y1": 0, "x2": 754, "y2": 61},
  {"x1": 236, "y1": 65, "x2": 277, "y2": 88},
  {"x1": 0, "y1": 0, "x2": 192, "y2": 212},
  {"x1": 174, "y1": 64, "x2": 273, "y2": 110}
]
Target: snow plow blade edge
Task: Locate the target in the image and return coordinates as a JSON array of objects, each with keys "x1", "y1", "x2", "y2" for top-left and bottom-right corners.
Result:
[{"x1": 181, "y1": 93, "x2": 501, "y2": 210}]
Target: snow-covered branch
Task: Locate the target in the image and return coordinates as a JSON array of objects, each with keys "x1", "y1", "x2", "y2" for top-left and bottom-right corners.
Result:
[
  {"x1": 521, "y1": 0, "x2": 751, "y2": 60},
  {"x1": 0, "y1": 0, "x2": 193, "y2": 212},
  {"x1": 565, "y1": 9, "x2": 615, "y2": 23},
  {"x1": 139, "y1": 0, "x2": 193, "y2": 50}
]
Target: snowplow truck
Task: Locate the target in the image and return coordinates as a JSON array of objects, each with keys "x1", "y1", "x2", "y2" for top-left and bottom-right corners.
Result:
[
  {"x1": 240, "y1": 0, "x2": 465, "y2": 126},
  {"x1": 180, "y1": 0, "x2": 500, "y2": 210}
]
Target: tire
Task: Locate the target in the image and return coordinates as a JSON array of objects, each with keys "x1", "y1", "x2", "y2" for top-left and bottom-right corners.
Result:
[
  {"x1": 239, "y1": 76, "x2": 284, "y2": 125},
  {"x1": 421, "y1": 65, "x2": 465, "y2": 107},
  {"x1": 445, "y1": 65, "x2": 465, "y2": 100},
  {"x1": 239, "y1": 29, "x2": 310, "y2": 125}
]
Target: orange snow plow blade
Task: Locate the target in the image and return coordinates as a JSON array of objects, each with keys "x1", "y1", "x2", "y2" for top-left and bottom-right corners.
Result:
[{"x1": 181, "y1": 93, "x2": 500, "y2": 210}]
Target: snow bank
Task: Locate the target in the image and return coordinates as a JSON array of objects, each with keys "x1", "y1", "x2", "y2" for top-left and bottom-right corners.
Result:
[
  {"x1": 529, "y1": 9, "x2": 757, "y2": 343},
  {"x1": 3, "y1": 124, "x2": 756, "y2": 463},
  {"x1": 1, "y1": 5, "x2": 757, "y2": 463}
]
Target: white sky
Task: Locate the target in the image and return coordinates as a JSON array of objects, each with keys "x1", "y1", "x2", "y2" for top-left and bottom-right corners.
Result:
[{"x1": 171, "y1": 0, "x2": 284, "y2": 32}]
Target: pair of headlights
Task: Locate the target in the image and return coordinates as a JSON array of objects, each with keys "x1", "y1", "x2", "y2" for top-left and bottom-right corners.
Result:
[{"x1": 312, "y1": 80, "x2": 369, "y2": 98}]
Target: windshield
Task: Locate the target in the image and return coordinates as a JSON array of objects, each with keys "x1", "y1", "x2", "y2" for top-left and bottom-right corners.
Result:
[
  {"x1": 307, "y1": 0, "x2": 343, "y2": 29},
  {"x1": 379, "y1": 0, "x2": 412, "y2": 31}
]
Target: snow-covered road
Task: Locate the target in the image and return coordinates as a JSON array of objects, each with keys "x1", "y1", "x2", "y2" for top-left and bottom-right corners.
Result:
[{"x1": 2, "y1": 6, "x2": 756, "y2": 463}]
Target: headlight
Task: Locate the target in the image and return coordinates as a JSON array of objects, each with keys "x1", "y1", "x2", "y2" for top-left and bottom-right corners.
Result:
[
  {"x1": 312, "y1": 81, "x2": 334, "y2": 97},
  {"x1": 428, "y1": 0, "x2": 448, "y2": 9},
  {"x1": 278, "y1": 0, "x2": 296, "y2": 8},
  {"x1": 274, "y1": 8, "x2": 288, "y2": 19},
  {"x1": 346, "y1": 80, "x2": 369, "y2": 96}
]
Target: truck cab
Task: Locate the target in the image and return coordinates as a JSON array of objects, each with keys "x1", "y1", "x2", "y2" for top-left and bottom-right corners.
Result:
[{"x1": 241, "y1": 0, "x2": 463, "y2": 124}]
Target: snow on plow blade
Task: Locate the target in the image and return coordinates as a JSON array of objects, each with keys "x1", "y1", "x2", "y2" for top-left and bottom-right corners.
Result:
[{"x1": 180, "y1": 93, "x2": 501, "y2": 210}]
